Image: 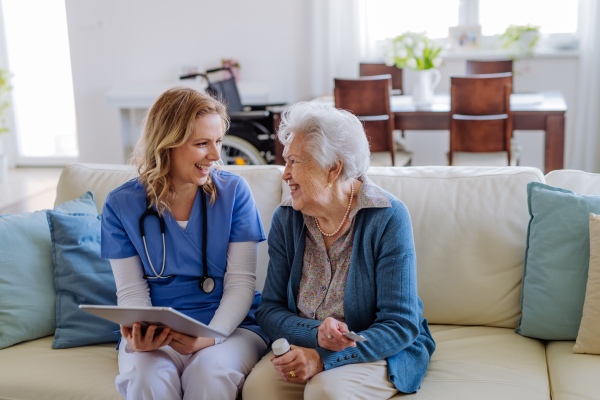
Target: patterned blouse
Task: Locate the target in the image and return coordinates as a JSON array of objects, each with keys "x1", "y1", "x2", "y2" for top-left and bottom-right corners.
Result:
[{"x1": 281, "y1": 176, "x2": 391, "y2": 322}]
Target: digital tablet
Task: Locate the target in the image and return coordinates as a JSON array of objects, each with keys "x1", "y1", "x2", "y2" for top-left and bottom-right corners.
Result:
[{"x1": 79, "y1": 305, "x2": 227, "y2": 339}]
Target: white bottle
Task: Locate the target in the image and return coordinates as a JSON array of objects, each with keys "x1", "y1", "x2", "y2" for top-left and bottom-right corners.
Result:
[{"x1": 272, "y1": 338, "x2": 291, "y2": 357}]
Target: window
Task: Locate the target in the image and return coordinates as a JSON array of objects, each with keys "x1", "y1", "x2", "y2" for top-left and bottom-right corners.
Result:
[
  {"x1": 2, "y1": 0, "x2": 78, "y2": 161},
  {"x1": 363, "y1": 0, "x2": 460, "y2": 40},
  {"x1": 479, "y1": 0, "x2": 578, "y2": 36},
  {"x1": 361, "y1": 0, "x2": 579, "y2": 58}
]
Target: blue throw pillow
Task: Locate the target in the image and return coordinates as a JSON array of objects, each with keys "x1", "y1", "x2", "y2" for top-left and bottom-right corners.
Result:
[
  {"x1": 517, "y1": 182, "x2": 600, "y2": 340},
  {"x1": 0, "y1": 191, "x2": 98, "y2": 350},
  {"x1": 47, "y1": 211, "x2": 119, "y2": 348}
]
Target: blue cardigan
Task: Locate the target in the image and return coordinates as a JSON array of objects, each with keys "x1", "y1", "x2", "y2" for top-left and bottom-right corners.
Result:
[{"x1": 256, "y1": 188, "x2": 436, "y2": 393}]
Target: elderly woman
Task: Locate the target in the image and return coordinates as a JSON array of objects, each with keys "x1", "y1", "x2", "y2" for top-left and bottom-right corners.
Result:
[{"x1": 242, "y1": 102, "x2": 435, "y2": 400}]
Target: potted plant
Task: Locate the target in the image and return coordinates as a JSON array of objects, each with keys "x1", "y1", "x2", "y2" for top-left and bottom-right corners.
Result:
[
  {"x1": 384, "y1": 32, "x2": 442, "y2": 106},
  {"x1": 0, "y1": 69, "x2": 12, "y2": 182},
  {"x1": 501, "y1": 24, "x2": 540, "y2": 56}
]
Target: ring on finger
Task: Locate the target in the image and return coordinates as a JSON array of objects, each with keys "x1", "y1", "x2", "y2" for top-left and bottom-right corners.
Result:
[
  {"x1": 289, "y1": 370, "x2": 296, "y2": 378},
  {"x1": 327, "y1": 334, "x2": 332, "y2": 339}
]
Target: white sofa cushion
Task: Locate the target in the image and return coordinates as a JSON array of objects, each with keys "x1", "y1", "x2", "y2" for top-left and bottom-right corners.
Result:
[
  {"x1": 365, "y1": 166, "x2": 542, "y2": 328},
  {"x1": 390, "y1": 325, "x2": 550, "y2": 399},
  {"x1": 0, "y1": 328, "x2": 551, "y2": 400},
  {"x1": 54, "y1": 163, "x2": 284, "y2": 291},
  {"x1": 546, "y1": 341, "x2": 600, "y2": 400},
  {"x1": 0, "y1": 336, "x2": 120, "y2": 400},
  {"x1": 545, "y1": 169, "x2": 600, "y2": 194}
]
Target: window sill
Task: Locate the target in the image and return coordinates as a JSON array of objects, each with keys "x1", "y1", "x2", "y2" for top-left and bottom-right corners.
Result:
[{"x1": 440, "y1": 48, "x2": 579, "y2": 61}]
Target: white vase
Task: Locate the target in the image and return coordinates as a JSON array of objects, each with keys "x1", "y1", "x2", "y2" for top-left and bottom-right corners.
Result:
[
  {"x1": 0, "y1": 154, "x2": 7, "y2": 183},
  {"x1": 412, "y1": 69, "x2": 441, "y2": 107}
]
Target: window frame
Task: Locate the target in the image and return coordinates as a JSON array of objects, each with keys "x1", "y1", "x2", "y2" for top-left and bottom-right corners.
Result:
[{"x1": 0, "y1": 0, "x2": 78, "y2": 167}]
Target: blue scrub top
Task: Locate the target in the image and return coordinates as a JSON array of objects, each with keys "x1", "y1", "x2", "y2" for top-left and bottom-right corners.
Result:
[{"x1": 101, "y1": 170, "x2": 267, "y2": 342}]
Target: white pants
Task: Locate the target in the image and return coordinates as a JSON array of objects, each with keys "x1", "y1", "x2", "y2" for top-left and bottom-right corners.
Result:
[
  {"x1": 243, "y1": 350, "x2": 398, "y2": 400},
  {"x1": 115, "y1": 328, "x2": 267, "y2": 400}
]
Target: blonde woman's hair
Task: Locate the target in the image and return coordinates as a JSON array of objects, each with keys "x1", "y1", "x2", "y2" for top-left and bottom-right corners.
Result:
[{"x1": 130, "y1": 87, "x2": 230, "y2": 215}]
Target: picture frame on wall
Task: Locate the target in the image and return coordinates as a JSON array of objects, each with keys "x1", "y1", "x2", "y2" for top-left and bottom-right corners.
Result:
[{"x1": 449, "y1": 25, "x2": 481, "y2": 50}]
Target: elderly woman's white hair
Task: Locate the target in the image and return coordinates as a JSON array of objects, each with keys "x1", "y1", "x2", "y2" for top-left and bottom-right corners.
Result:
[{"x1": 277, "y1": 102, "x2": 371, "y2": 181}]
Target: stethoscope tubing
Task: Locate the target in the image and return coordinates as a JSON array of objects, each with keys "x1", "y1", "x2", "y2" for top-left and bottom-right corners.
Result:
[{"x1": 139, "y1": 186, "x2": 215, "y2": 293}]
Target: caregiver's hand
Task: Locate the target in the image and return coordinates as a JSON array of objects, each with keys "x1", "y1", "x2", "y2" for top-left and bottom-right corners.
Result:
[
  {"x1": 271, "y1": 345, "x2": 324, "y2": 383},
  {"x1": 169, "y1": 331, "x2": 215, "y2": 355},
  {"x1": 121, "y1": 323, "x2": 172, "y2": 352},
  {"x1": 317, "y1": 317, "x2": 357, "y2": 351}
]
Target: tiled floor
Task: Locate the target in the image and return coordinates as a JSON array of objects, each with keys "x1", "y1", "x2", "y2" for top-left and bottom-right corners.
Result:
[{"x1": 0, "y1": 167, "x2": 63, "y2": 215}]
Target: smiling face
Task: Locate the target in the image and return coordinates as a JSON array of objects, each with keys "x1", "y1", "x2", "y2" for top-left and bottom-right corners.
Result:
[
  {"x1": 170, "y1": 113, "x2": 223, "y2": 188},
  {"x1": 282, "y1": 133, "x2": 332, "y2": 216}
]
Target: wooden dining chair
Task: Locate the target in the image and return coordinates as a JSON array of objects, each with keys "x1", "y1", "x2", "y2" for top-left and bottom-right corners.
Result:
[
  {"x1": 466, "y1": 60, "x2": 513, "y2": 91},
  {"x1": 359, "y1": 63, "x2": 403, "y2": 95},
  {"x1": 449, "y1": 73, "x2": 517, "y2": 166},
  {"x1": 359, "y1": 63, "x2": 406, "y2": 150},
  {"x1": 334, "y1": 75, "x2": 411, "y2": 167}
]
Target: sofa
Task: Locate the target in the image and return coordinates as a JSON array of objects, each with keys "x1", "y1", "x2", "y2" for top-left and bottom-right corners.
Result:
[{"x1": 1, "y1": 162, "x2": 599, "y2": 400}]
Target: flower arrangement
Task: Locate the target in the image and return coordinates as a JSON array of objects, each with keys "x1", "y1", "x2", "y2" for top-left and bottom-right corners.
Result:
[
  {"x1": 384, "y1": 32, "x2": 442, "y2": 71},
  {"x1": 501, "y1": 24, "x2": 540, "y2": 55}
]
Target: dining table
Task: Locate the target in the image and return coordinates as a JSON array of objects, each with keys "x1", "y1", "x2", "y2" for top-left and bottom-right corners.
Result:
[{"x1": 275, "y1": 91, "x2": 567, "y2": 174}]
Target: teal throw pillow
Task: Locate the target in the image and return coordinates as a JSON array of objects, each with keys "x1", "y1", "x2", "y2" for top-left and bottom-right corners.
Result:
[
  {"x1": 48, "y1": 211, "x2": 119, "y2": 349},
  {"x1": 517, "y1": 182, "x2": 600, "y2": 340},
  {"x1": 0, "y1": 191, "x2": 98, "y2": 349}
]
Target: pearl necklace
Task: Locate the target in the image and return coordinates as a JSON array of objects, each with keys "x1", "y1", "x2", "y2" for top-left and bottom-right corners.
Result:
[{"x1": 315, "y1": 181, "x2": 354, "y2": 237}]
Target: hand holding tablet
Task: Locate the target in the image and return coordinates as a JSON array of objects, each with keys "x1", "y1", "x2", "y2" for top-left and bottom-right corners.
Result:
[{"x1": 120, "y1": 322, "x2": 173, "y2": 352}]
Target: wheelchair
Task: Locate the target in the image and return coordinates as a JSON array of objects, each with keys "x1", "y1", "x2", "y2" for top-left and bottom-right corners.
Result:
[{"x1": 180, "y1": 67, "x2": 283, "y2": 165}]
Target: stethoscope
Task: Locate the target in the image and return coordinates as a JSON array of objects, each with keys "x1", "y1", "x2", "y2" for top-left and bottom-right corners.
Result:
[{"x1": 139, "y1": 187, "x2": 216, "y2": 294}]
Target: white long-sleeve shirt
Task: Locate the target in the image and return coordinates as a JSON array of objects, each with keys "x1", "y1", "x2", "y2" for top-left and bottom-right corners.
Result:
[{"x1": 110, "y1": 224, "x2": 259, "y2": 344}]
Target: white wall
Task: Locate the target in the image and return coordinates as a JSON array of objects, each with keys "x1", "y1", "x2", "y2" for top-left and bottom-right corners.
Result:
[
  {"x1": 65, "y1": 0, "x2": 312, "y2": 164},
  {"x1": 66, "y1": 0, "x2": 578, "y2": 170}
]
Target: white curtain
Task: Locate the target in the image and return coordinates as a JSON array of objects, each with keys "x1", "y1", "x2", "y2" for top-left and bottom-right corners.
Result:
[
  {"x1": 307, "y1": 0, "x2": 364, "y2": 97},
  {"x1": 568, "y1": 0, "x2": 600, "y2": 172}
]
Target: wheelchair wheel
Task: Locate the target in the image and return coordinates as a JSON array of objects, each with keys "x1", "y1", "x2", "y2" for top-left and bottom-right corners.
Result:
[{"x1": 221, "y1": 135, "x2": 266, "y2": 165}]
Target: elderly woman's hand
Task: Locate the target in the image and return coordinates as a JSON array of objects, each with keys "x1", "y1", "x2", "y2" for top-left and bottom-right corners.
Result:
[
  {"x1": 317, "y1": 317, "x2": 357, "y2": 351},
  {"x1": 271, "y1": 345, "x2": 324, "y2": 382}
]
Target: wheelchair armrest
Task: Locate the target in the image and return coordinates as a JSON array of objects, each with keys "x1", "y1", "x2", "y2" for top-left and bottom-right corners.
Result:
[{"x1": 229, "y1": 110, "x2": 270, "y2": 119}]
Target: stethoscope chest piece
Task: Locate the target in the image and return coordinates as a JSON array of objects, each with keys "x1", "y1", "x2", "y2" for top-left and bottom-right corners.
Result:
[{"x1": 200, "y1": 277, "x2": 216, "y2": 294}]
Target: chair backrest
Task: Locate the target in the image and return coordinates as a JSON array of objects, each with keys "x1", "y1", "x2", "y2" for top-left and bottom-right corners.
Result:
[
  {"x1": 334, "y1": 75, "x2": 395, "y2": 161},
  {"x1": 359, "y1": 63, "x2": 403, "y2": 92},
  {"x1": 466, "y1": 60, "x2": 513, "y2": 75},
  {"x1": 334, "y1": 75, "x2": 392, "y2": 116},
  {"x1": 466, "y1": 60, "x2": 513, "y2": 91},
  {"x1": 449, "y1": 73, "x2": 513, "y2": 165},
  {"x1": 205, "y1": 68, "x2": 243, "y2": 112}
]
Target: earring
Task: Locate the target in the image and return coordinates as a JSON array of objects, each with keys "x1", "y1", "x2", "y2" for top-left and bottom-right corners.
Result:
[{"x1": 328, "y1": 183, "x2": 332, "y2": 188}]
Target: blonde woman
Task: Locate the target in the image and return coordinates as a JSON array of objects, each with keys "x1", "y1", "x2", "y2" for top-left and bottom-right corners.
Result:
[{"x1": 100, "y1": 87, "x2": 267, "y2": 400}]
